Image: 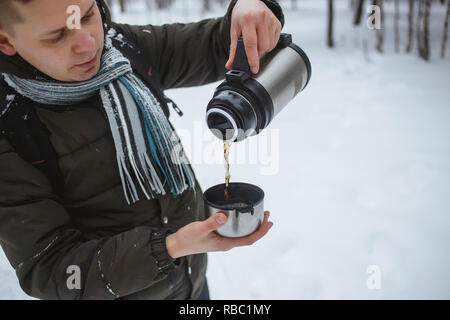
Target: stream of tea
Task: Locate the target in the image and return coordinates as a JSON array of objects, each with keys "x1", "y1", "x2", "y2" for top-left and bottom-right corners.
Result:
[{"x1": 224, "y1": 141, "x2": 231, "y2": 200}]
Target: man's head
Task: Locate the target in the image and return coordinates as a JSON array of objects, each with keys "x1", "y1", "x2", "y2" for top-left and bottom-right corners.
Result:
[{"x1": 0, "y1": 0, "x2": 105, "y2": 82}]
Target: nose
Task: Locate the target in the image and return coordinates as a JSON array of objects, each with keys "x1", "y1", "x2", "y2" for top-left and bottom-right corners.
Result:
[{"x1": 71, "y1": 28, "x2": 96, "y2": 55}]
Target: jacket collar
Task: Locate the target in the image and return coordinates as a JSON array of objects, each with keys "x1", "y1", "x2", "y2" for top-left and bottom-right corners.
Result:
[{"x1": 0, "y1": 0, "x2": 112, "y2": 80}]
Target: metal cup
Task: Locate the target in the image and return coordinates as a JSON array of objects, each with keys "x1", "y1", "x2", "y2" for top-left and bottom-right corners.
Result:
[{"x1": 203, "y1": 182, "x2": 265, "y2": 238}]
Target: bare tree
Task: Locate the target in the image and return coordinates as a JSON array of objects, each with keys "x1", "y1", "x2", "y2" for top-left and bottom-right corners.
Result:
[
  {"x1": 442, "y1": 0, "x2": 450, "y2": 58},
  {"x1": 203, "y1": 0, "x2": 211, "y2": 12},
  {"x1": 373, "y1": 0, "x2": 384, "y2": 53},
  {"x1": 291, "y1": 0, "x2": 298, "y2": 11},
  {"x1": 417, "y1": 0, "x2": 425, "y2": 57},
  {"x1": 354, "y1": 0, "x2": 365, "y2": 25},
  {"x1": 394, "y1": 0, "x2": 400, "y2": 53},
  {"x1": 119, "y1": 0, "x2": 125, "y2": 13},
  {"x1": 155, "y1": 0, "x2": 173, "y2": 9},
  {"x1": 327, "y1": 0, "x2": 335, "y2": 48},
  {"x1": 421, "y1": 0, "x2": 432, "y2": 60},
  {"x1": 406, "y1": 0, "x2": 415, "y2": 52}
]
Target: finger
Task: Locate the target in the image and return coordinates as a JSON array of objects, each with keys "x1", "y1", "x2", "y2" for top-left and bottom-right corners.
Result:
[
  {"x1": 256, "y1": 23, "x2": 271, "y2": 56},
  {"x1": 266, "y1": 24, "x2": 276, "y2": 52},
  {"x1": 269, "y1": 23, "x2": 279, "y2": 51},
  {"x1": 256, "y1": 13, "x2": 271, "y2": 55},
  {"x1": 241, "y1": 23, "x2": 260, "y2": 74},
  {"x1": 203, "y1": 212, "x2": 228, "y2": 233},
  {"x1": 226, "y1": 26, "x2": 240, "y2": 70},
  {"x1": 226, "y1": 211, "x2": 273, "y2": 248},
  {"x1": 241, "y1": 214, "x2": 273, "y2": 245},
  {"x1": 260, "y1": 210, "x2": 271, "y2": 228},
  {"x1": 249, "y1": 211, "x2": 274, "y2": 241},
  {"x1": 275, "y1": 20, "x2": 282, "y2": 41}
]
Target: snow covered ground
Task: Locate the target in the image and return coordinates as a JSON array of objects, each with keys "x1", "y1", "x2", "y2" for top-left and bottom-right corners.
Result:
[{"x1": 1, "y1": 0, "x2": 449, "y2": 299}]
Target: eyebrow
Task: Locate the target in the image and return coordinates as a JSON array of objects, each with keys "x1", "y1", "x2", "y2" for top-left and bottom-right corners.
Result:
[{"x1": 41, "y1": 1, "x2": 96, "y2": 37}]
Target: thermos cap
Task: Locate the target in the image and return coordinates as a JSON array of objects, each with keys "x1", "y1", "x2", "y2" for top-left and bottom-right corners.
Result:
[
  {"x1": 206, "y1": 107, "x2": 239, "y2": 142},
  {"x1": 206, "y1": 89, "x2": 258, "y2": 142}
]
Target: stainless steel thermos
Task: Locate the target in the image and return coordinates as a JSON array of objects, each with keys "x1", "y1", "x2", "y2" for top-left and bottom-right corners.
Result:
[{"x1": 206, "y1": 33, "x2": 311, "y2": 142}]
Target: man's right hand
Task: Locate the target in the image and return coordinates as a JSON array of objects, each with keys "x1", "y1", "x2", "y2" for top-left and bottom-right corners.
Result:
[{"x1": 165, "y1": 211, "x2": 273, "y2": 259}]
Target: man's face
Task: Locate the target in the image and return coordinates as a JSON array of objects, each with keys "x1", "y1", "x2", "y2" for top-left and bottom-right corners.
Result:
[{"x1": 0, "y1": 0, "x2": 104, "y2": 82}]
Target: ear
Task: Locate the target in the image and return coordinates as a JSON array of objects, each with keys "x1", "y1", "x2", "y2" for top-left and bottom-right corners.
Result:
[{"x1": 0, "y1": 32, "x2": 17, "y2": 56}]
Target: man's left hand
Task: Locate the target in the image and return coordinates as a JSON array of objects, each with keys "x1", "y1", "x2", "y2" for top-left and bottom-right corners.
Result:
[{"x1": 225, "y1": 0, "x2": 282, "y2": 74}]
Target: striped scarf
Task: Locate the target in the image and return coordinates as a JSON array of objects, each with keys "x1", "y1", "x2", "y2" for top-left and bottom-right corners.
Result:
[{"x1": 1, "y1": 28, "x2": 195, "y2": 205}]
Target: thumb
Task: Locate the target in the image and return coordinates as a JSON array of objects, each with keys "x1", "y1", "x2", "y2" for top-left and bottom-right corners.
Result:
[
  {"x1": 226, "y1": 28, "x2": 239, "y2": 69},
  {"x1": 204, "y1": 212, "x2": 228, "y2": 232}
]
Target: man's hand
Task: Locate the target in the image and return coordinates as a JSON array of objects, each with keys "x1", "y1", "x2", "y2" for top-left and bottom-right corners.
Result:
[
  {"x1": 166, "y1": 211, "x2": 273, "y2": 259},
  {"x1": 225, "y1": 0, "x2": 282, "y2": 74}
]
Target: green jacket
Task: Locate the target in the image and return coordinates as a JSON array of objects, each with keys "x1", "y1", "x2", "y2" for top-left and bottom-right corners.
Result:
[{"x1": 0, "y1": 0, "x2": 284, "y2": 299}]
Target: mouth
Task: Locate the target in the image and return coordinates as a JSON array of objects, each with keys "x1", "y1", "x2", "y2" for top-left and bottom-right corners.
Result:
[{"x1": 74, "y1": 50, "x2": 98, "y2": 70}]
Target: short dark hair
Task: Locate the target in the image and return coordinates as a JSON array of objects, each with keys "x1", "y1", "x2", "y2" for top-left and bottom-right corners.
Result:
[{"x1": 0, "y1": 0, "x2": 34, "y2": 38}]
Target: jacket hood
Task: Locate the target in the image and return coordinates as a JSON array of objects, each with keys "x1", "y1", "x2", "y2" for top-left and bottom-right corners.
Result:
[{"x1": 0, "y1": 0, "x2": 112, "y2": 80}]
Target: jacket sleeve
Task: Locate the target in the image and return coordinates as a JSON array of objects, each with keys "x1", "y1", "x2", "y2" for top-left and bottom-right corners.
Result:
[
  {"x1": 0, "y1": 134, "x2": 178, "y2": 300},
  {"x1": 111, "y1": 0, "x2": 285, "y2": 90}
]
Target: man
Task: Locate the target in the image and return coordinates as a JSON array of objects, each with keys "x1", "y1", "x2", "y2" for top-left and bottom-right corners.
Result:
[{"x1": 0, "y1": 0, "x2": 284, "y2": 299}]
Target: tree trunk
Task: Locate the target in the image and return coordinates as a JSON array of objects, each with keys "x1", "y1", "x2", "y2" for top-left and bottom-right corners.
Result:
[
  {"x1": 394, "y1": 0, "x2": 400, "y2": 53},
  {"x1": 374, "y1": 0, "x2": 384, "y2": 53},
  {"x1": 422, "y1": 0, "x2": 432, "y2": 60},
  {"x1": 203, "y1": 0, "x2": 211, "y2": 12},
  {"x1": 155, "y1": 0, "x2": 169, "y2": 9},
  {"x1": 417, "y1": 0, "x2": 425, "y2": 57},
  {"x1": 354, "y1": 0, "x2": 365, "y2": 25},
  {"x1": 406, "y1": 0, "x2": 415, "y2": 52},
  {"x1": 442, "y1": 0, "x2": 450, "y2": 58},
  {"x1": 327, "y1": 0, "x2": 335, "y2": 48}
]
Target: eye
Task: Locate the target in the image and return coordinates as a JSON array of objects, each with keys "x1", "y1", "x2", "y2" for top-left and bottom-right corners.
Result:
[
  {"x1": 49, "y1": 31, "x2": 66, "y2": 43},
  {"x1": 82, "y1": 12, "x2": 95, "y2": 22}
]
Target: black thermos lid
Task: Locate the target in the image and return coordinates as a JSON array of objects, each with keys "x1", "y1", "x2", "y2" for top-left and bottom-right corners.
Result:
[{"x1": 206, "y1": 89, "x2": 258, "y2": 142}]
